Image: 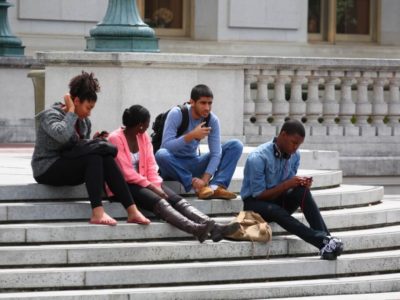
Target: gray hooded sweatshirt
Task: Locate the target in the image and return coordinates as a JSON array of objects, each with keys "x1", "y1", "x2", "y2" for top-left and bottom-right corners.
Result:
[{"x1": 31, "y1": 102, "x2": 91, "y2": 179}]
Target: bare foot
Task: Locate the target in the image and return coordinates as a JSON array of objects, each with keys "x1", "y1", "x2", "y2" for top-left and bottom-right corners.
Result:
[
  {"x1": 89, "y1": 207, "x2": 117, "y2": 226},
  {"x1": 127, "y1": 205, "x2": 151, "y2": 225}
]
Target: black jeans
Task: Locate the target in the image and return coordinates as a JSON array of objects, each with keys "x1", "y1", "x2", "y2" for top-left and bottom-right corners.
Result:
[
  {"x1": 35, "y1": 154, "x2": 134, "y2": 209},
  {"x1": 126, "y1": 183, "x2": 183, "y2": 212},
  {"x1": 243, "y1": 186, "x2": 329, "y2": 249}
]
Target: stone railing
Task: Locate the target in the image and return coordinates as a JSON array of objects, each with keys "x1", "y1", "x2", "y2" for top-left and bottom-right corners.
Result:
[
  {"x1": 33, "y1": 52, "x2": 400, "y2": 160},
  {"x1": 243, "y1": 61, "x2": 400, "y2": 140}
]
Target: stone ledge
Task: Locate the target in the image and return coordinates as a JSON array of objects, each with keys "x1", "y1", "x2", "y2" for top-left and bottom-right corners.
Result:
[
  {"x1": 0, "y1": 250, "x2": 399, "y2": 290},
  {"x1": 0, "y1": 199, "x2": 396, "y2": 243},
  {"x1": 0, "y1": 274, "x2": 398, "y2": 299},
  {"x1": 0, "y1": 224, "x2": 399, "y2": 267},
  {"x1": 36, "y1": 51, "x2": 400, "y2": 71}
]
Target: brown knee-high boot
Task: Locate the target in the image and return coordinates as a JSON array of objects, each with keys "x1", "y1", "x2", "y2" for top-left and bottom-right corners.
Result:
[
  {"x1": 153, "y1": 199, "x2": 214, "y2": 243},
  {"x1": 173, "y1": 199, "x2": 240, "y2": 242}
]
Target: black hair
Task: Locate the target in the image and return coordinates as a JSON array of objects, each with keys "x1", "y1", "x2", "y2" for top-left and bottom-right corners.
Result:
[
  {"x1": 280, "y1": 119, "x2": 305, "y2": 138},
  {"x1": 122, "y1": 105, "x2": 150, "y2": 128},
  {"x1": 69, "y1": 71, "x2": 100, "y2": 102},
  {"x1": 190, "y1": 84, "x2": 213, "y2": 101}
]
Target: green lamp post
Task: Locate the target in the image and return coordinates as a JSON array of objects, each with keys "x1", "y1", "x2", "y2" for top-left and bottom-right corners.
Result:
[
  {"x1": 86, "y1": 0, "x2": 159, "y2": 52},
  {"x1": 0, "y1": 0, "x2": 24, "y2": 56}
]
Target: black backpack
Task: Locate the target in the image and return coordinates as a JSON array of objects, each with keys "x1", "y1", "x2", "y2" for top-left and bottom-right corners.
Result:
[{"x1": 151, "y1": 104, "x2": 210, "y2": 154}]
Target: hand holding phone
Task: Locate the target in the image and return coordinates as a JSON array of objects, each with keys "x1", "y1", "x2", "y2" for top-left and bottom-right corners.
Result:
[{"x1": 94, "y1": 130, "x2": 109, "y2": 139}]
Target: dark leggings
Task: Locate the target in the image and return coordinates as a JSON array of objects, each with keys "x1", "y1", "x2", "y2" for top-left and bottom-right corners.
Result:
[
  {"x1": 243, "y1": 186, "x2": 330, "y2": 249},
  {"x1": 126, "y1": 183, "x2": 183, "y2": 212},
  {"x1": 35, "y1": 154, "x2": 134, "y2": 209}
]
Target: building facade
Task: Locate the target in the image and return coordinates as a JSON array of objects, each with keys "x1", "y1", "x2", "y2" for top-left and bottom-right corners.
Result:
[{"x1": 6, "y1": 0, "x2": 400, "y2": 57}]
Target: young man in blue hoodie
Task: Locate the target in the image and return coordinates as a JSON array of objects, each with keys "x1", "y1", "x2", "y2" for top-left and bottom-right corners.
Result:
[{"x1": 155, "y1": 84, "x2": 243, "y2": 200}]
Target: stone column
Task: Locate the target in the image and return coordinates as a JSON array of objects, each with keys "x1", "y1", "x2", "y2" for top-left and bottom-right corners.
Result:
[
  {"x1": 243, "y1": 69, "x2": 258, "y2": 135},
  {"x1": 371, "y1": 73, "x2": 391, "y2": 136},
  {"x1": 322, "y1": 72, "x2": 341, "y2": 135},
  {"x1": 0, "y1": 0, "x2": 24, "y2": 56},
  {"x1": 271, "y1": 70, "x2": 291, "y2": 132},
  {"x1": 257, "y1": 69, "x2": 275, "y2": 136},
  {"x1": 387, "y1": 73, "x2": 400, "y2": 135},
  {"x1": 339, "y1": 73, "x2": 358, "y2": 136},
  {"x1": 289, "y1": 71, "x2": 307, "y2": 121},
  {"x1": 355, "y1": 73, "x2": 374, "y2": 136},
  {"x1": 306, "y1": 71, "x2": 324, "y2": 135},
  {"x1": 86, "y1": 0, "x2": 159, "y2": 52}
]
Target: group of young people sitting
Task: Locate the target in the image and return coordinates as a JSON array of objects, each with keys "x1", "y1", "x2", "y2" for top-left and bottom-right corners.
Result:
[{"x1": 31, "y1": 71, "x2": 343, "y2": 260}]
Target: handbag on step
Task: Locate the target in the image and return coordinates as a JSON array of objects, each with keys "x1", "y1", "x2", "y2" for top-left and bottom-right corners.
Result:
[
  {"x1": 226, "y1": 211, "x2": 272, "y2": 242},
  {"x1": 61, "y1": 139, "x2": 117, "y2": 158}
]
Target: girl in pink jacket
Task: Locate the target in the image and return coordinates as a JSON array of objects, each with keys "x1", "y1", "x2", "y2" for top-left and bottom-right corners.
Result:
[{"x1": 108, "y1": 105, "x2": 239, "y2": 243}]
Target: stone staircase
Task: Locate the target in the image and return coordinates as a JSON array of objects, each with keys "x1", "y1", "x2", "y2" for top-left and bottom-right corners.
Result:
[{"x1": 0, "y1": 147, "x2": 399, "y2": 299}]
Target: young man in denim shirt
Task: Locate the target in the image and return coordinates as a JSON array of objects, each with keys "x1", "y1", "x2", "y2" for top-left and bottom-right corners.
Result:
[{"x1": 240, "y1": 119, "x2": 343, "y2": 260}]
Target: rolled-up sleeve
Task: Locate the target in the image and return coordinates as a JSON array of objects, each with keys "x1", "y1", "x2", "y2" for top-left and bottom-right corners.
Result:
[{"x1": 205, "y1": 117, "x2": 221, "y2": 175}]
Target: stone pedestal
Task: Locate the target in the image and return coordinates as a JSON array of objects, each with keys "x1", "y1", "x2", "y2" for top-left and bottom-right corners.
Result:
[
  {"x1": 0, "y1": 0, "x2": 24, "y2": 56},
  {"x1": 86, "y1": 0, "x2": 159, "y2": 52}
]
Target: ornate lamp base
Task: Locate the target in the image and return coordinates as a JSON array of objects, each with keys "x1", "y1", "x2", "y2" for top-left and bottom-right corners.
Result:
[
  {"x1": 0, "y1": 1, "x2": 24, "y2": 56},
  {"x1": 86, "y1": 36, "x2": 159, "y2": 52},
  {"x1": 86, "y1": 0, "x2": 159, "y2": 53}
]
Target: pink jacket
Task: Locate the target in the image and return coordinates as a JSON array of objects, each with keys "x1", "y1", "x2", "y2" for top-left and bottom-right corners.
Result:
[{"x1": 107, "y1": 128, "x2": 162, "y2": 195}]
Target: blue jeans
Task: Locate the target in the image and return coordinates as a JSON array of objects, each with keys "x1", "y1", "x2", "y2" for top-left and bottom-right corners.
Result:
[
  {"x1": 155, "y1": 139, "x2": 243, "y2": 192},
  {"x1": 243, "y1": 186, "x2": 330, "y2": 249}
]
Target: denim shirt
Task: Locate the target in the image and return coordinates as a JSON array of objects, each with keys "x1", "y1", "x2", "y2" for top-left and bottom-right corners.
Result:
[{"x1": 240, "y1": 139, "x2": 300, "y2": 200}]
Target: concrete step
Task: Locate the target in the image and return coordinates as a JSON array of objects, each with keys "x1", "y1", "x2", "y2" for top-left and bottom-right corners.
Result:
[
  {"x1": 0, "y1": 273, "x2": 398, "y2": 299},
  {"x1": 0, "y1": 168, "x2": 343, "y2": 201},
  {"x1": 344, "y1": 176, "x2": 400, "y2": 195},
  {"x1": 0, "y1": 225, "x2": 399, "y2": 267},
  {"x1": 0, "y1": 199, "x2": 397, "y2": 244},
  {"x1": 0, "y1": 249, "x2": 399, "y2": 291},
  {"x1": 0, "y1": 184, "x2": 383, "y2": 223},
  {"x1": 200, "y1": 145, "x2": 340, "y2": 170}
]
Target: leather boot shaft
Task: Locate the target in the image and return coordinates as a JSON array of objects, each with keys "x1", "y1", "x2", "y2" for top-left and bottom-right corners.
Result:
[
  {"x1": 153, "y1": 199, "x2": 214, "y2": 243},
  {"x1": 173, "y1": 199, "x2": 239, "y2": 242}
]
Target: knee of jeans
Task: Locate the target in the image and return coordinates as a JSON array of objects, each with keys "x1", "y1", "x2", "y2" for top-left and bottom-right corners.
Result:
[
  {"x1": 155, "y1": 148, "x2": 171, "y2": 165},
  {"x1": 225, "y1": 139, "x2": 243, "y2": 154}
]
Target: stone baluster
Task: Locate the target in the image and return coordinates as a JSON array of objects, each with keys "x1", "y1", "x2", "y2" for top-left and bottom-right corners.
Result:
[
  {"x1": 355, "y1": 73, "x2": 374, "y2": 136},
  {"x1": 387, "y1": 72, "x2": 400, "y2": 135},
  {"x1": 289, "y1": 71, "x2": 308, "y2": 121},
  {"x1": 306, "y1": 71, "x2": 324, "y2": 135},
  {"x1": 371, "y1": 73, "x2": 391, "y2": 136},
  {"x1": 322, "y1": 72, "x2": 341, "y2": 135},
  {"x1": 271, "y1": 70, "x2": 292, "y2": 132},
  {"x1": 339, "y1": 72, "x2": 358, "y2": 136},
  {"x1": 257, "y1": 69, "x2": 275, "y2": 136},
  {"x1": 243, "y1": 69, "x2": 259, "y2": 136}
]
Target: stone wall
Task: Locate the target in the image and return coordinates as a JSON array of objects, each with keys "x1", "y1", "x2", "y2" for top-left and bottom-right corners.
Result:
[{"x1": 0, "y1": 58, "x2": 41, "y2": 142}]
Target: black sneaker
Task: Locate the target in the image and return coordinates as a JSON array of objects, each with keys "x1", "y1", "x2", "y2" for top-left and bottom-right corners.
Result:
[{"x1": 320, "y1": 237, "x2": 344, "y2": 260}]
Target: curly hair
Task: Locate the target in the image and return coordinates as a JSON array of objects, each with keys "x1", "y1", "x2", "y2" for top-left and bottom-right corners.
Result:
[{"x1": 69, "y1": 71, "x2": 100, "y2": 102}]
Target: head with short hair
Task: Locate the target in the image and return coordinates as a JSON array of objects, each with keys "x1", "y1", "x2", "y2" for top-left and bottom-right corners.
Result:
[
  {"x1": 69, "y1": 71, "x2": 100, "y2": 102},
  {"x1": 280, "y1": 119, "x2": 305, "y2": 138},
  {"x1": 276, "y1": 119, "x2": 305, "y2": 156},
  {"x1": 122, "y1": 105, "x2": 150, "y2": 132},
  {"x1": 190, "y1": 84, "x2": 213, "y2": 102}
]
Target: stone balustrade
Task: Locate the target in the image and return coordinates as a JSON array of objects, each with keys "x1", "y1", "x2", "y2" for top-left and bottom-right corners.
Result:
[{"x1": 244, "y1": 67, "x2": 400, "y2": 138}]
